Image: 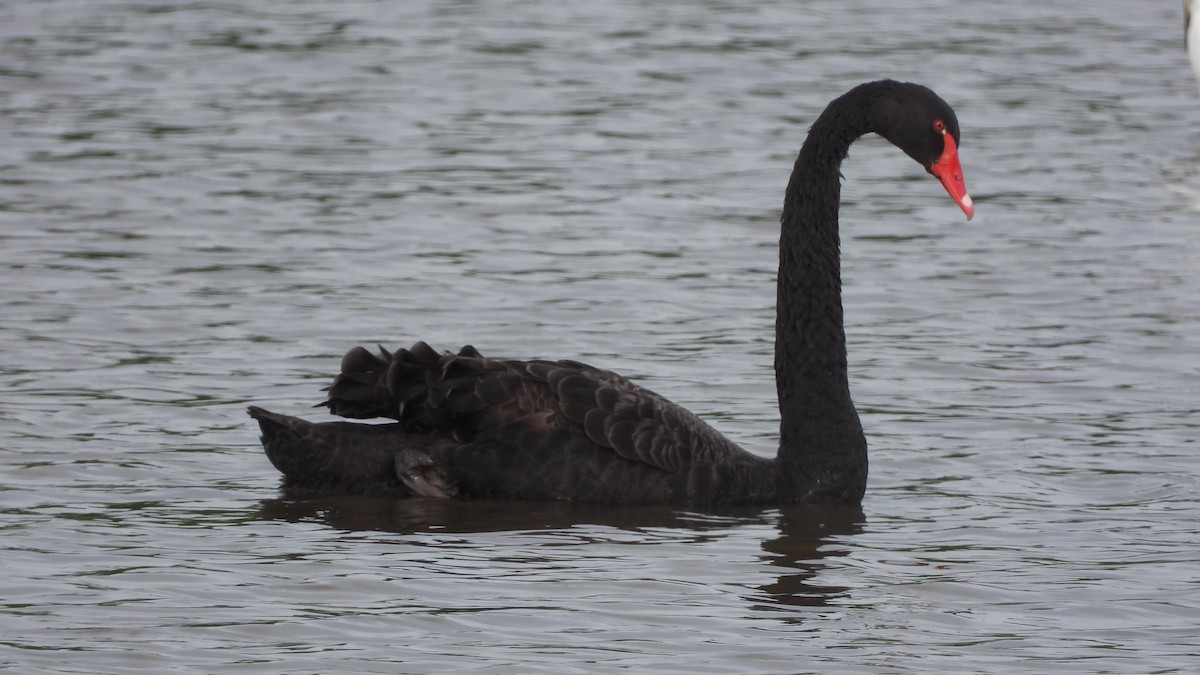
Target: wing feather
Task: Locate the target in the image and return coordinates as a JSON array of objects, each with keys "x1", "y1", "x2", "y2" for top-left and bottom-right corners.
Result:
[{"x1": 322, "y1": 342, "x2": 753, "y2": 475}]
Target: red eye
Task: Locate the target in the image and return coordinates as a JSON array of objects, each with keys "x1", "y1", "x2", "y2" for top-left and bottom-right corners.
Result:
[{"x1": 933, "y1": 119, "x2": 946, "y2": 132}]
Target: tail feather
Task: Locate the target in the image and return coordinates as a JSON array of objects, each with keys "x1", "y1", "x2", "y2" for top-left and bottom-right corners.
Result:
[{"x1": 248, "y1": 406, "x2": 412, "y2": 497}]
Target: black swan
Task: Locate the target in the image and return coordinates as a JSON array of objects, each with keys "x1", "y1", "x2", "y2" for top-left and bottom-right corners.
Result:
[{"x1": 249, "y1": 80, "x2": 974, "y2": 506}]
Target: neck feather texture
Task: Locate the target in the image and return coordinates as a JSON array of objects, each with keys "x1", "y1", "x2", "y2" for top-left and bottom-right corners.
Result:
[{"x1": 774, "y1": 84, "x2": 884, "y2": 501}]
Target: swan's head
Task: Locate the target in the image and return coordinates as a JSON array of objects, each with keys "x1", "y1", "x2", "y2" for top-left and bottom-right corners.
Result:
[{"x1": 873, "y1": 82, "x2": 975, "y2": 220}]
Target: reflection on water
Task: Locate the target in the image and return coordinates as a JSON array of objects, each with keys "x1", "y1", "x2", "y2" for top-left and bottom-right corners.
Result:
[
  {"x1": 257, "y1": 492, "x2": 864, "y2": 610},
  {"x1": 757, "y1": 506, "x2": 863, "y2": 610}
]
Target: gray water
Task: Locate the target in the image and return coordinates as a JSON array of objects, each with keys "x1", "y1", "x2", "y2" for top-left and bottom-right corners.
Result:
[{"x1": 3, "y1": 0, "x2": 1199, "y2": 672}]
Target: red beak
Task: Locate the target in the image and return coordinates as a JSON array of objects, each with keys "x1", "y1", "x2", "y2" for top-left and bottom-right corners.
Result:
[{"x1": 929, "y1": 132, "x2": 974, "y2": 220}]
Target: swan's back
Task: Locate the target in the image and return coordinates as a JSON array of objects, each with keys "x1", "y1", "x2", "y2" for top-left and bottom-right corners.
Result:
[{"x1": 253, "y1": 343, "x2": 773, "y2": 504}]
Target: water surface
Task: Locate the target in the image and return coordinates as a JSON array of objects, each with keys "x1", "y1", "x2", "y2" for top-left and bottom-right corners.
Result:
[{"x1": 2, "y1": 1, "x2": 1199, "y2": 672}]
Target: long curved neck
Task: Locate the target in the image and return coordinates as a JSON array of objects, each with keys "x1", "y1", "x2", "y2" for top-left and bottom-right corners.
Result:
[{"x1": 774, "y1": 85, "x2": 879, "y2": 500}]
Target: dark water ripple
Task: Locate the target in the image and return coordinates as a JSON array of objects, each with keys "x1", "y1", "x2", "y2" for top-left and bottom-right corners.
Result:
[{"x1": 2, "y1": 0, "x2": 1199, "y2": 672}]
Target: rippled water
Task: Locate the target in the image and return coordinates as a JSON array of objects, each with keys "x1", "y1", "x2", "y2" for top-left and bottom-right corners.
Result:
[{"x1": 3, "y1": 0, "x2": 1199, "y2": 672}]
